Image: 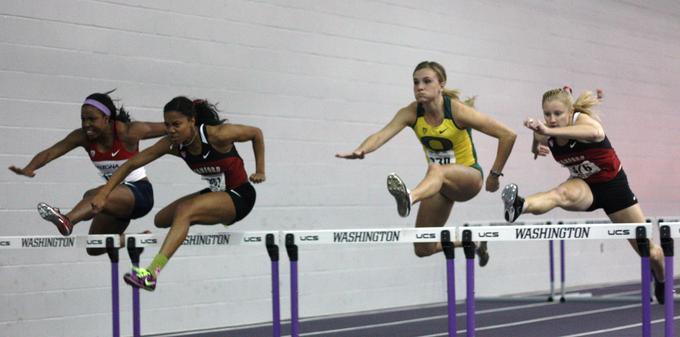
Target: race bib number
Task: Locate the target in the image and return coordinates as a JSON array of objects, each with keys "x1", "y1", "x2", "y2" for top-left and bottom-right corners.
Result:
[
  {"x1": 202, "y1": 174, "x2": 226, "y2": 192},
  {"x1": 427, "y1": 150, "x2": 453, "y2": 165},
  {"x1": 567, "y1": 160, "x2": 601, "y2": 179}
]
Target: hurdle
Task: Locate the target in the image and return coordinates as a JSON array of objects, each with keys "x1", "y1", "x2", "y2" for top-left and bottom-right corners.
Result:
[
  {"x1": 554, "y1": 218, "x2": 659, "y2": 303},
  {"x1": 659, "y1": 220, "x2": 680, "y2": 337},
  {"x1": 0, "y1": 234, "x2": 122, "y2": 337},
  {"x1": 125, "y1": 230, "x2": 281, "y2": 337},
  {"x1": 458, "y1": 222, "x2": 654, "y2": 337},
  {"x1": 463, "y1": 220, "x2": 559, "y2": 303},
  {"x1": 283, "y1": 227, "x2": 456, "y2": 337}
]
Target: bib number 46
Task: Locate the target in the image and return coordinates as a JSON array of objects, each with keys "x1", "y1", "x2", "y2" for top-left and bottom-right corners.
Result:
[{"x1": 568, "y1": 160, "x2": 601, "y2": 179}]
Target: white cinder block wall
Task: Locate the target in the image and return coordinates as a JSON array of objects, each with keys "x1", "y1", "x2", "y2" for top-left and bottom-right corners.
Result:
[{"x1": 1, "y1": 1, "x2": 679, "y2": 336}]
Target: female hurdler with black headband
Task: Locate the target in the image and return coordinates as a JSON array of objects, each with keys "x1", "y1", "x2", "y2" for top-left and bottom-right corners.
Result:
[
  {"x1": 91, "y1": 97, "x2": 265, "y2": 291},
  {"x1": 501, "y1": 87, "x2": 666, "y2": 303},
  {"x1": 9, "y1": 91, "x2": 165, "y2": 254},
  {"x1": 337, "y1": 61, "x2": 516, "y2": 265}
]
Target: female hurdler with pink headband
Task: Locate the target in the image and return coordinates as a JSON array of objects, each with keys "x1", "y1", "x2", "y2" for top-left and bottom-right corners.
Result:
[{"x1": 9, "y1": 91, "x2": 165, "y2": 255}]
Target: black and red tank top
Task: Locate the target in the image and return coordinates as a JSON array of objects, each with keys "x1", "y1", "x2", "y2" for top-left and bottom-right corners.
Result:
[
  {"x1": 87, "y1": 124, "x2": 146, "y2": 182},
  {"x1": 548, "y1": 113, "x2": 621, "y2": 184},
  {"x1": 178, "y1": 124, "x2": 248, "y2": 191}
]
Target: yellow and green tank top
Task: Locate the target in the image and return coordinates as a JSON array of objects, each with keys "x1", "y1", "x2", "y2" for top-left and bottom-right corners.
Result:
[{"x1": 411, "y1": 95, "x2": 482, "y2": 174}]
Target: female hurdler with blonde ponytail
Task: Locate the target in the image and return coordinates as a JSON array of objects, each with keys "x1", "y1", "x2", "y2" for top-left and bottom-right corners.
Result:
[
  {"x1": 337, "y1": 61, "x2": 517, "y2": 265},
  {"x1": 501, "y1": 87, "x2": 666, "y2": 303}
]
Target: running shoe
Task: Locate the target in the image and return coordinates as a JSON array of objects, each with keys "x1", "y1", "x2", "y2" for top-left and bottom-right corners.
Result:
[
  {"x1": 387, "y1": 173, "x2": 411, "y2": 217},
  {"x1": 476, "y1": 242, "x2": 490, "y2": 267},
  {"x1": 124, "y1": 267, "x2": 157, "y2": 291},
  {"x1": 37, "y1": 202, "x2": 73, "y2": 236},
  {"x1": 502, "y1": 183, "x2": 524, "y2": 223}
]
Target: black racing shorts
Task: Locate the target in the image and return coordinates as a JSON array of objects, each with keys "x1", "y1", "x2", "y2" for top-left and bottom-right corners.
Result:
[
  {"x1": 200, "y1": 182, "x2": 256, "y2": 224},
  {"x1": 123, "y1": 179, "x2": 155, "y2": 219},
  {"x1": 585, "y1": 169, "x2": 638, "y2": 215}
]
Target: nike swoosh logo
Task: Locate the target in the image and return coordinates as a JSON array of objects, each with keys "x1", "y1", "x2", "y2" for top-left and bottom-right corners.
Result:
[
  {"x1": 111, "y1": 150, "x2": 120, "y2": 157},
  {"x1": 202, "y1": 151, "x2": 211, "y2": 159},
  {"x1": 569, "y1": 142, "x2": 576, "y2": 148},
  {"x1": 438, "y1": 128, "x2": 448, "y2": 134}
]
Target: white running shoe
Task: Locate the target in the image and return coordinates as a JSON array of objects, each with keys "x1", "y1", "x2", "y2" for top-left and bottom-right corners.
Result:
[
  {"x1": 387, "y1": 173, "x2": 411, "y2": 217},
  {"x1": 501, "y1": 183, "x2": 524, "y2": 223}
]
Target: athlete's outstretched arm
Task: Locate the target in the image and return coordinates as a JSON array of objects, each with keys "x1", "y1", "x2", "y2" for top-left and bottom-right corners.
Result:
[
  {"x1": 91, "y1": 137, "x2": 172, "y2": 212},
  {"x1": 453, "y1": 100, "x2": 516, "y2": 192},
  {"x1": 336, "y1": 103, "x2": 416, "y2": 159},
  {"x1": 125, "y1": 121, "x2": 167, "y2": 140},
  {"x1": 525, "y1": 114, "x2": 604, "y2": 143},
  {"x1": 8, "y1": 130, "x2": 85, "y2": 177},
  {"x1": 212, "y1": 123, "x2": 266, "y2": 183}
]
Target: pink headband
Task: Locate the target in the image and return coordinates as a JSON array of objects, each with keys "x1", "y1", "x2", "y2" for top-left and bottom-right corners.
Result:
[{"x1": 83, "y1": 99, "x2": 112, "y2": 116}]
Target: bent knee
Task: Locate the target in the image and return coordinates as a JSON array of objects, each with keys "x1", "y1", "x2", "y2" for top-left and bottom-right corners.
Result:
[
  {"x1": 83, "y1": 188, "x2": 99, "y2": 199},
  {"x1": 153, "y1": 213, "x2": 171, "y2": 228}
]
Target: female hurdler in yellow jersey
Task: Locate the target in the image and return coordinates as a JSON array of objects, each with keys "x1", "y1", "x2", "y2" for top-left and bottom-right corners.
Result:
[
  {"x1": 413, "y1": 95, "x2": 482, "y2": 172},
  {"x1": 337, "y1": 61, "x2": 516, "y2": 264}
]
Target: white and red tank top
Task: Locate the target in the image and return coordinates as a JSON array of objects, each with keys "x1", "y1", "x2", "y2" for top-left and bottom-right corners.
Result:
[
  {"x1": 548, "y1": 112, "x2": 621, "y2": 184},
  {"x1": 87, "y1": 127, "x2": 147, "y2": 182},
  {"x1": 178, "y1": 124, "x2": 248, "y2": 192}
]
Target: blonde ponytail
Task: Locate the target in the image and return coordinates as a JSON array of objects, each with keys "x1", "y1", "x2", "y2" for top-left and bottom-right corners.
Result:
[
  {"x1": 572, "y1": 91, "x2": 600, "y2": 117},
  {"x1": 462, "y1": 95, "x2": 477, "y2": 108},
  {"x1": 442, "y1": 88, "x2": 461, "y2": 101}
]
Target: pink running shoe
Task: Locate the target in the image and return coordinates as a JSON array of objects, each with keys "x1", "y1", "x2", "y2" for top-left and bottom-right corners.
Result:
[{"x1": 37, "y1": 202, "x2": 73, "y2": 236}]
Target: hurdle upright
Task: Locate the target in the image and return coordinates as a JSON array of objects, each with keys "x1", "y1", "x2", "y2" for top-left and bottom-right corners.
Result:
[
  {"x1": 458, "y1": 222, "x2": 654, "y2": 337},
  {"x1": 0, "y1": 234, "x2": 122, "y2": 337},
  {"x1": 283, "y1": 227, "x2": 457, "y2": 337},
  {"x1": 125, "y1": 230, "x2": 281, "y2": 337},
  {"x1": 659, "y1": 220, "x2": 680, "y2": 337}
]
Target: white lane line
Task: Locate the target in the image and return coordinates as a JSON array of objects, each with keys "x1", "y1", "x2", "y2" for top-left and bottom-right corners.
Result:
[
  {"x1": 285, "y1": 302, "x2": 557, "y2": 337},
  {"x1": 560, "y1": 315, "x2": 680, "y2": 337},
  {"x1": 416, "y1": 303, "x2": 640, "y2": 337}
]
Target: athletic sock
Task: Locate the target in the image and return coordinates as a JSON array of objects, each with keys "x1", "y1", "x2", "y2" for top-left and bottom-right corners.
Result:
[{"x1": 147, "y1": 254, "x2": 169, "y2": 278}]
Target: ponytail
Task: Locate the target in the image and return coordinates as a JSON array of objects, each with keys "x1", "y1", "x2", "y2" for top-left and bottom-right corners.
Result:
[
  {"x1": 192, "y1": 99, "x2": 225, "y2": 126},
  {"x1": 572, "y1": 91, "x2": 600, "y2": 117},
  {"x1": 442, "y1": 88, "x2": 461, "y2": 101},
  {"x1": 164, "y1": 96, "x2": 225, "y2": 126}
]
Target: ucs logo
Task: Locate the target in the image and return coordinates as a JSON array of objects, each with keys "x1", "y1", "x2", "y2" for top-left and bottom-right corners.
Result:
[
  {"x1": 140, "y1": 238, "x2": 157, "y2": 244},
  {"x1": 608, "y1": 229, "x2": 631, "y2": 236},
  {"x1": 300, "y1": 235, "x2": 319, "y2": 241},
  {"x1": 0, "y1": 241, "x2": 10, "y2": 246},
  {"x1": 416, "y1": 233, "x2": 436, "y2": 239},
  {"x1": 244, "y1": 236, "x2": 262, "y2": 242},
  {"x1": 478, "y1": 232, "x2": 499, "y2": 238},
  {"x1": 86, "y1": 239, "x2": 103, "y2": 245}
]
